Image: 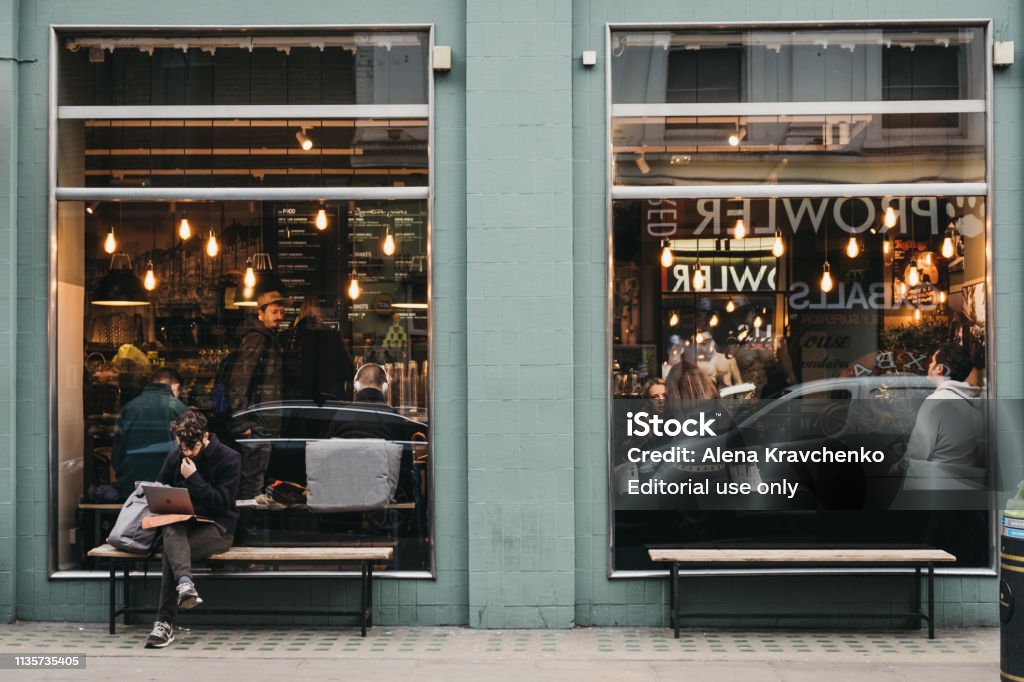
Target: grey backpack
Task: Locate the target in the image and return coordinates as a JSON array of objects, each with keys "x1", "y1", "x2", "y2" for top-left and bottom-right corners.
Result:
[{"x1": 106, "y1": 481, "x2": 165, "y2": 553}]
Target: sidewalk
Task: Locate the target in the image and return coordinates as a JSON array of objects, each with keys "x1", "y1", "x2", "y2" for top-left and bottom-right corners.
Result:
[{"x1": 0, "y1": 622, "x2": 999, "y2": 681}]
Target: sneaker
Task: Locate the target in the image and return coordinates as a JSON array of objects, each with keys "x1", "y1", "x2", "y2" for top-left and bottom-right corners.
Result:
[
  {"x1": 144, "y1": 621, "x2": 174, "y2": 648},
  {"x1": 253, "y1": 493, "x2": 286, "y2": 510},
  {"x1": 176, "y1": 581, "x2": 203, "y2": 610}
]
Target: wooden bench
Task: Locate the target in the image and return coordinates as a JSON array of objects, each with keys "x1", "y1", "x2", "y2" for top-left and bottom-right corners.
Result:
[
  {"x1": 648, "y1": 547, "x2": 956, "y2": 639},
  {"x1": 87, "y1": 544, "x2": 393, "y2": 637}
]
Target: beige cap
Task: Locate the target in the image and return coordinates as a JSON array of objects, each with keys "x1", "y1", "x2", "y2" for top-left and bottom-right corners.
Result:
[{"x1": 256, "y1": 290, "x2": 291, "y2": 308}]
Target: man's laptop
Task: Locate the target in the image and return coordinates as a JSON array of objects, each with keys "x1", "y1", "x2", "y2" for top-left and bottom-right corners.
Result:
[{"x1": 143, "y1": 485, "x2": 196, "y2": 515}]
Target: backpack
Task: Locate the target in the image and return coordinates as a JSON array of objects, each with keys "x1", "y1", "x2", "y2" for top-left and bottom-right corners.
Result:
[
  {"x1": 106, "y1": 481, "x2": 166, "y2": 553},
  {"x1": 210, "y1": 334, "x2": 268, "y2": 418}
]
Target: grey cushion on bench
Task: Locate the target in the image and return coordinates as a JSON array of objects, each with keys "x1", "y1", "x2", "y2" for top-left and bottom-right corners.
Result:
[{"x1": 305, "y1": 438, "x2": 402, "y2": 512}]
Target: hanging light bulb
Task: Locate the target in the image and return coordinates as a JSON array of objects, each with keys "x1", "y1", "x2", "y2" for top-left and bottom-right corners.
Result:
[
  {"x1": 939, "y1": 290, "x2": 947, "y2": 304},
  {"x1": 178, "y1": 214, "x2": 192, "y2": 241},
  {"x1": 315, "y1": 208, "x2": 328, "y2": 231},
  {"x1": 819, "y1": 261, "x2": 834, "y2": 293},
  {"x1": 883, "y1": 206, "x2": 898, "y2": 229},
  {"x1": 347, "y1": 275, "x2": 361, "y2": 300},
  {"x1": 709, "y1": 313, "x2": 719, "y2": 327},
  {"x1": 907, "y1": 264, "x2": 920, "y2": 287},
  {"x1": 692, "y1": 261, "x2": 705, "y2": 291},
  {"x1": 897, "y1": 280, "x2": 908, "y2": 300},
  {"x1": 103, "y1": 227, "x2": 117, "y2": 254},
  {"x1": 771, "y1": 230, "x2": 785, "y2": 258},
  {"x1": 883, "y1": 238, "x2": 891, "y2": 256},
  {"x1": 660, "y1": 240, "x2": 673, "y2": 268},
  {"x1": 242, "y1": 285, "x2": 254, "y2": 301},
  {"x1": 733, "y1": 219, "x2": 746, "y2": 240},
  {"x1": 753, "y1": 315, "x2": 763, "y2": 329},
  {"x1": 143, "y1": 260, "x2": 157, "y2": 291},
  {"x1": 383, "y1": 228, "x2": 396, "y2": 256},
  {"x1": 914, "y1": 307, "x2": 922, "y2": 322},
  {"x1": 942, "y1": 226, "x2": 955, "y2": 259},
  {"x1": 725, "y1": 299, "x2": 736, "y2": 313},
  {"x1": 243, "y1": 258, "x2": 256, "y2": 288},
  {"x1": 845, "y1": 236, "x2": 860, "y2": 259},
  {"x1": 206, "y1": 230, "x2": 219, "y2": 257},
  {"x1": 669, "y1": 311, "x2": 680, "y2": 327}
]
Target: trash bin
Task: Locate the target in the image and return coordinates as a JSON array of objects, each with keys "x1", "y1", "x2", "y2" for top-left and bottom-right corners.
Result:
[{"x1": 1001, "y1": 522, "x2": 1024, "y2": 681}]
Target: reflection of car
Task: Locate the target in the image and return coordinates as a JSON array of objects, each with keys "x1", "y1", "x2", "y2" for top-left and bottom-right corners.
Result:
[
  {"x1": 227, "y1": 400, "x2": 429, "y2": 490},
  {"x1": 734, "y1": 374, "x2": 933, "y2": 441},
  {"x1": 731, "y1": 375, "x2": 935, "y2": 509},
  {"x1": 226, "y1": 400, "x2": 431, "y2": 570},
  {"x1": 720, "y1": 382, "x2": 756, "y2": 400}
]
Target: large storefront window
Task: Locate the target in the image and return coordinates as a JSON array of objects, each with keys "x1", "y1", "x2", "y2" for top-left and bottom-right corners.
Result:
[
  {"x1": 609, "y1": 25, "x2": 992, "y2": 572},
  {"x1": 52, "y1": 30, "x2": 433, "y2": 574}
]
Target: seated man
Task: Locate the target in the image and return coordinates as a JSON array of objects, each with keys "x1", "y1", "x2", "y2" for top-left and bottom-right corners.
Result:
[
  {"x1": 112, "y1": 368, "x2": 188, "y2": 500},
  {"x1": 145, "y1": 411, "x2": 241, "y2": 649}
]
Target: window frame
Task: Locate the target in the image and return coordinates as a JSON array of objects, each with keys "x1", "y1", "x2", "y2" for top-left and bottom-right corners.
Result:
[
  {"x1": 47, "y1": 24, "x2": 437, "y2": 579},
  {"x1": 604, "y1": 19, "x2": 997, "y2": 578}
]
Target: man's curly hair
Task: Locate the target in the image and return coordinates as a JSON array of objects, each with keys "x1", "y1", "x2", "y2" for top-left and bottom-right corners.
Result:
[{"x1": 169, "y1": 410, "x2": 208, "y2": 447}]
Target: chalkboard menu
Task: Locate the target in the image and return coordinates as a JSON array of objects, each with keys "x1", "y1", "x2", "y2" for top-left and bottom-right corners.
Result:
[
  {"x1": 271, "y1": 204, "x2": 343, "y2": 327},
  {"x1": 346, "y1": 202, "x2": 428, "y2": 329}
]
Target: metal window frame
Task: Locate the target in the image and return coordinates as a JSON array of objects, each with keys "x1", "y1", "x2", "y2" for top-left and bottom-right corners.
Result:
[
  {"x1": 604, "y1": 19, "x2": 997, "y2": 579},
  {"x1": 612, "y1": 100, "x2": 986, "y2": 117},
  {"x1": 58, "y1": 105, "x2": 429, "y2": 120},
  {"x1": 47, "y1": 24, "x2": 438, "y2": 581}
]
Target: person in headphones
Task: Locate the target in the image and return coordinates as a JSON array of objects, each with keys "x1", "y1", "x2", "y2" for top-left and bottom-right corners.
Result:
[{"x1": 353, "y1": 363, "x2": 389, "y2": 403}]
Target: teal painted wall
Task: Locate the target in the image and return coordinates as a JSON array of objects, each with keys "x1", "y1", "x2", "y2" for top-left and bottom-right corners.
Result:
[
  {"x1": 0, "y1": 0, "x2": 19, "y2": 625},
  {"x1": 1, "y1": 0, "x2": 1020, "y2": 629}
]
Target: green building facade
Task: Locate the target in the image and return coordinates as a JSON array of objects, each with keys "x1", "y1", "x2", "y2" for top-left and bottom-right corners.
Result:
[{"x1": 1, "y1": 0, "x2": 1021, "y2": 629}]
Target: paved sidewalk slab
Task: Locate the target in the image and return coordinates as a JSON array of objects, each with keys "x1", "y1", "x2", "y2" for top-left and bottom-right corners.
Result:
[{"x1": 0, "y1": 623, "x2": 999, "y2": 681}]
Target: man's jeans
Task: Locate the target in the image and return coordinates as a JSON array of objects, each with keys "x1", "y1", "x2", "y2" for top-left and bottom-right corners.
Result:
[
  {"x1": 157, "y1": 521, "x2": 233, "y2": 623},
  {"x1": 238, "y1": 442, "x2": 272, "y2": 500}
]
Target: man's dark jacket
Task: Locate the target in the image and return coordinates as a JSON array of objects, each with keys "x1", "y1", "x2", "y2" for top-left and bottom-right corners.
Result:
[
  {"x1": 156, "y1": 434, "x2": 242, "y2": 535},
  {"x1": 227, "y1": 318, "x2": 284, "y2": 435}
]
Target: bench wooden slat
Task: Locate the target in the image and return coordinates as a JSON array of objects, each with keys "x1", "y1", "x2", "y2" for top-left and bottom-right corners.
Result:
[
  {"x1": 209, "y1": 547, "x2": 393, "y2": 562},
  {"x1": 649, "y1": 549, "x2": 956, "y2": 564},
  {"x1": 88, "y1": 543, "x2": 393, "y2": 562}
]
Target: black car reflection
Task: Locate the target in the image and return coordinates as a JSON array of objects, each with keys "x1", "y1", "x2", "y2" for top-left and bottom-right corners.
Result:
[
  {"x1": 223, "y1": 400, "x2": 430, "y2": 570},
  {"x1": 226, "y1": 400, "x2": 429, "y2": 489}
]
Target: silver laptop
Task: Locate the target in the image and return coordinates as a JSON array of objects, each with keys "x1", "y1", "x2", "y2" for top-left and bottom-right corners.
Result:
[{"x1": 142, "y1": 485, "x2": 196, "y2": 515}]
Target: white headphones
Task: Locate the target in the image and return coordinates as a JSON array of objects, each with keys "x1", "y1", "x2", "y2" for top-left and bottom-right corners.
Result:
[{"x1": 354, "y1": 363, "x2": 389, "y2": 395}]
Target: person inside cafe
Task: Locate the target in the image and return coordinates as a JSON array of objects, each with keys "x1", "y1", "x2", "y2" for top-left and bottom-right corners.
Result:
[{"x1": 111, "y1": 367, "x2": 188, "y2": 501}]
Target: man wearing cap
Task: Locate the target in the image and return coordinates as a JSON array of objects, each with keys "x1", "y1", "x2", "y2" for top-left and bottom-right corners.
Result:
[{"x1": 228, "y1": 290, "x2": 290, "y2": 500}]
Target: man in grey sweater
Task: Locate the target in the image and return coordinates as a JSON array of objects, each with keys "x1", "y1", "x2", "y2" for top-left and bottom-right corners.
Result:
[{"x1": 905, "y1": 342, "x2": 983, "y2": 481}]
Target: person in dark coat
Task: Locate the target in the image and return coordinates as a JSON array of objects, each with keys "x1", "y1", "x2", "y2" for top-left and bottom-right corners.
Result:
[
  {"x1": 228, "y1": 290, "x2": 288, "y2": 500},
  {"x1": 111, "y1": 368, "x2": 187, "y2": 500},
  {"x1": 144, "y1": 411, "x2": 241, "y2": 649}
]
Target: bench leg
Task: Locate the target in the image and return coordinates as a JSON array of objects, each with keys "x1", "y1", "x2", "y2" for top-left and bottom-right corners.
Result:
[
  {"x1": 123, "y1": 561, "x2": 131, "y2": 626},
  {"x1": 672, "y1": 562, "x2": 680, "y2": 640},
  {"x1": 358, "y1": 561, "x2": 366, "y2": 634},
  {"x1": 928, "y1": 563, "x2": 935, "y2": 639},
  {"x1": 108, "y1": 562, "x2": 116, "y2": 635},
  {"x1": 913, "y1": 567, "x2": 922, "y2": 631},
  {"x1": 367, "y1": 562, "x2": 374, "y2": 629}
]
